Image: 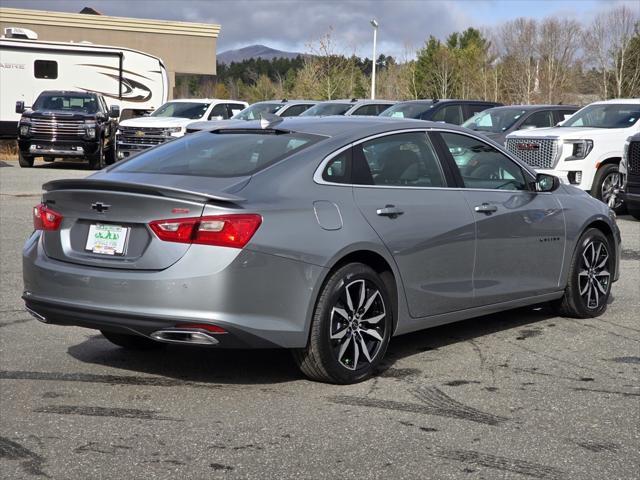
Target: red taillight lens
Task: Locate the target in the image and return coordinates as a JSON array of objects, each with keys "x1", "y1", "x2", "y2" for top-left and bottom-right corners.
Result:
[
  {"x1": 33, "y1": 203, "x2": 63, "y2": 231},
  {"x1": 175, "y1": 323, "x2": 227, "y2": 334},
  {"x1": 149, "y1": 214, "x2": 262, "y2": 249}
]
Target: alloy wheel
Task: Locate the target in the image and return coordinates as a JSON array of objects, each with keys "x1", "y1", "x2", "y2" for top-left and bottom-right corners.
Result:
[
  {"x1": 329, "y1": 279, "x2": 386, "y2": 371},
  {"x1": 578, "y1": 240, "x2": 610, "y2": 310},
  {"x1": 601, "y1": 171, "x2": 622, "y2": 209}
]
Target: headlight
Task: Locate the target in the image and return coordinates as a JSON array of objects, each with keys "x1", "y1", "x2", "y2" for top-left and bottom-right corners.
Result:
[
  {"x1": 164, "y1": 126, "x2": 183, "y2": 136},
  {"x1": 19, "y1": 124, "x2": 30, "y2": 136},
  {"x1": 565, "y1": 139, "x2": 593, "y2": 160}
]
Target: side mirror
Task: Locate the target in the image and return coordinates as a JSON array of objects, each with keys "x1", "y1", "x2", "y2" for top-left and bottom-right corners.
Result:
[
  {"x1": 535, "y1": 173, "x2": 560, "y2": 192},
  {"x1": 109, "y1": 105, "x2": 120, "y2": 118},
  {"x1": 15, "y1": 101, "x2": 25, "y2": 114}
]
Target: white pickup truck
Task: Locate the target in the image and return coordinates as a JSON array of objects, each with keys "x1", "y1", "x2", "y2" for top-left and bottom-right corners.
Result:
[
  {"x1": 116, "y1": 98, "x2": 247, "y2": 158},
  {"x1": 505, "y1": 99, "x2": 640, "y2": 209}
]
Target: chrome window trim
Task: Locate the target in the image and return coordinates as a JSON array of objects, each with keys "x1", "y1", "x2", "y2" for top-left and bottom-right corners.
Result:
[{"x1": 314, "y1": 127, "x2": 539, "y2": 192}]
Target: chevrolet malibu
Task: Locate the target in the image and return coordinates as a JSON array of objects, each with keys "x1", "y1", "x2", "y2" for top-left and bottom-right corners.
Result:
[{"x1": 23, "y1": 117, "x2": 620, "y2": 384}]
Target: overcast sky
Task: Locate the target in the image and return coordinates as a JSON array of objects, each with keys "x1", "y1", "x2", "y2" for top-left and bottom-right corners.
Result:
[{"x1": 3, "y1": 0, "x2": 639, "y2": 58}]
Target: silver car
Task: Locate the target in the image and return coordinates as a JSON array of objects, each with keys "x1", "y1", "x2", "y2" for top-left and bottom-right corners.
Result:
[{"x1": 23, "y1": 117, "x2": 621, "y2": 384}]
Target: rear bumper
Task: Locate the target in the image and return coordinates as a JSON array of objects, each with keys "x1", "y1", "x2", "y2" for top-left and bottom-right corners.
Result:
[{"x1": 23, "y1": 232, "x2": 326, "y2": 348}]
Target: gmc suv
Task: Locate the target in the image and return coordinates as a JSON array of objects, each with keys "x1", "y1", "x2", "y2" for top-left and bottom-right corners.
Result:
[
  {"x1": 16, "y1": 91, "x2": 119, "y2": 169},
  {"x1": 506, "y1": 99, "x2": 640, "y2": 209}
]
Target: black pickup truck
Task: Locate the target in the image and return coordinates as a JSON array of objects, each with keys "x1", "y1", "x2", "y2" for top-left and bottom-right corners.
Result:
[
  {"x1": 16, "y1": 91, "x2": 119, "y2": 169},
  {"x1": 621, "y1": 133, "x2": 640, "y2": 220}
]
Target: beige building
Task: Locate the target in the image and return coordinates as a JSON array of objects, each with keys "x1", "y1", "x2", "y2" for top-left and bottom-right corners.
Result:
[{"x1": 0, "y1": 6, "x2": 221, "y2": 98}]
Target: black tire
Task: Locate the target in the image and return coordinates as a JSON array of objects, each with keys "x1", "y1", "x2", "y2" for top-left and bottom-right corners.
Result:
[
  {"x1": 88, "y1": 140, "x2": 105, "y2": 170},
  {"x1": 293, "y1": 263, "x2": 393, "y2": 384},
  {"x1": 628, "y1": 206, "x2": 640, "y2": 221},
  {"x1": 551, "y1": 228, "x2": 613, "y2": 318},
  {"x1": 105, "y1": 142, "x2": 117, "y2": 166},
  {"x1": 100, "y1": 330, "x2": 164, "y2": 350},
  {"x1": 18, "y1": 151, "x2": 34, "y2": 168},
  {"x1": 592, "y1": 163, "x2": 624, "y2": 212}
]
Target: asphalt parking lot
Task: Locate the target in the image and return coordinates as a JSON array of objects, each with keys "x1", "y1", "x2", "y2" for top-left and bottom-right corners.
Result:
[{"x1": 1, "y1": 159, "x2": 638, "y2": 480}]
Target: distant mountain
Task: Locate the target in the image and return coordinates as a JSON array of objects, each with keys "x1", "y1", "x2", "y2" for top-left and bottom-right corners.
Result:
[{"x1": 217, "y1": 44, "x2": 304, "y2": 64}]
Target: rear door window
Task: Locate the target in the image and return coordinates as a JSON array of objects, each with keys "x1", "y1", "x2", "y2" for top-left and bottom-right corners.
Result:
[
  {"x1": 521, "y1": 110, "x2": 554, "y2": 129},
  {"x1": 431, "y1": 105, "x2": 463, "y2": 124},
  {"x1": 280, "y1": 104, "x2": 312, "y2": 117},
  {"x1": 209, "y1": 104, "x2": 229, "y2": 120},
  {"x1": 351, "y1": 104, "x2": 380, "y2": 116},
  {"x1": 322, "y1": 149, "x2": 352, "y2": 183},
  {"x1": 353, "y1": 132, "x2": 446, "y2": 187}
]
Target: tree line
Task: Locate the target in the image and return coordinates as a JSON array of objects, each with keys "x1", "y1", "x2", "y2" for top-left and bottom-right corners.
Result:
[{"x1": 176, "y1": 5, "x2": 640, "y2": 105}]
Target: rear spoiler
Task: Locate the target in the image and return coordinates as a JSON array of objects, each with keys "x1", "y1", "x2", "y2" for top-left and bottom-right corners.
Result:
[{"x1": 42, "y1": 179, "x2": 245, "y2": 204}]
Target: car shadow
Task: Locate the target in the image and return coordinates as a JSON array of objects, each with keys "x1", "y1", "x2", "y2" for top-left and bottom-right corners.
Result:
[
  {"x1": 66, "y1": 306, "x2": 557, "y2": 385},
  {"x1": 34, "y1": 160, "x2": 92, "y2": 170}
]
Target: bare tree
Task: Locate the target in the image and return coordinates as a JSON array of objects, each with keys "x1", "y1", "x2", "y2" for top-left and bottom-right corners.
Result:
[
  {"x1": 497, "y1": 18, "x2": 538, "y2": 104},
  {"x1": 584, "y1": 6, "x2": 640, "y2": 98},
  {"x1": 538, "y1": 18, "x2": 582, "y2": 103}
]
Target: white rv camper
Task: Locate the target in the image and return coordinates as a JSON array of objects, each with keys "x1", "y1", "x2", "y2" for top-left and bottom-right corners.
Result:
[{"x1": 0, "y1": 31, "x2": 169, "y2": 137}]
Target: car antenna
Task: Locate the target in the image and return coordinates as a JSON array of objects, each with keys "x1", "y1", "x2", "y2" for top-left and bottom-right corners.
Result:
[{"x1": 260, "y1": 112, "x2": 284, "y2": 129}]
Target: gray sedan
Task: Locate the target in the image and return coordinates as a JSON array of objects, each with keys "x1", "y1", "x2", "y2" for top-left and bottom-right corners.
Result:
[{"x1": 22, "y1": 117, "x2": 621, "y2": 384}]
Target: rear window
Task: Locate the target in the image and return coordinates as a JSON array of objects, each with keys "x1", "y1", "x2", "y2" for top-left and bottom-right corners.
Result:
[{"x1": 114, "y1": 131, "x2": 323, "y2": 177}]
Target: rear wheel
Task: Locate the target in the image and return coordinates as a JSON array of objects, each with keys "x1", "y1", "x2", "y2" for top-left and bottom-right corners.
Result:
[
  {"x1": 551, "y1": 228, "x2": 613, "y2": 318},
  {"x1": 101, "y1": 330, "x2": 164, "y2": 350},
  {"x1": 18, "y1": 151, "x2": 34, "y2": 168},
  {"x1": 293, "y1": 263, "x2": 392, "y2": 384}
]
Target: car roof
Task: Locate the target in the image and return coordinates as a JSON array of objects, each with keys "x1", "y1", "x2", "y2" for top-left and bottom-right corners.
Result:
[
  {"x1": 216, "y1": 115, "x2": 465, "y2": 138},
  {"x1": 167, "y1": 98, "x2": 246, "y2": 103},
  {"x1": 37, "y1": 90, "x2": 98, "y2": 96},
  {"x1": 590, "y1": 99, "x2": 640, "y2": 105},
  {"x1": 482, "y1": 104, "x2": 578, "y2": 111}
]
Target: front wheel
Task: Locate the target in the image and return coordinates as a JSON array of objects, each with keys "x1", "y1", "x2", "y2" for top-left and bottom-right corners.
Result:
[
  {"x1": 88, "y1": 140, "x2": 105, "y2": 170},
  {"x1": 551, "y1": 228, "x2": 613, "y2": 318},
  {"x1": 18, "y1": 151, "x2": 34, "y2": 168},
  {"x1": 592, "y1": 163, "x2": 624, "y2": 212},
  {"x1": 293, "y1": 263, "x2": 392, "y2": 384}
]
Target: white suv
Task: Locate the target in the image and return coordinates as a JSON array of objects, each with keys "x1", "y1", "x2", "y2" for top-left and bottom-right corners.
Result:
[
  {"x1": 116, "y1": 98, "x2": 247, "y2": 158},
  {"x1": 505, "y1": 99, "x2": 640, "y2": 208}
]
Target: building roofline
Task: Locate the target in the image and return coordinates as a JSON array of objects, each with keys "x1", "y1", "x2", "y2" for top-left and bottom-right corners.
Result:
[{"x1": 0, "y1": 7, "x2": 220, "y2": 38}]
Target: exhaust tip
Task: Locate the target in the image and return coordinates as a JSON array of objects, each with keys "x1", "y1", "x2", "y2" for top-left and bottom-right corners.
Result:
[
  {"x1": 150, "y1": 329, "x2": 219, "y2": 346},
  {"x1": 25, "y1": 307, "x2": 47, "y2": 323}
]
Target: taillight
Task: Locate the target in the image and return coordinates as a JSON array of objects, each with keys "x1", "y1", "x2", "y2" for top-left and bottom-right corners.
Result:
[
  {"x1": 149, "y1": 214, "x2": 262, "y2": 248},
  {"x1": 33, "y1": 203, "x2": 63, "y2": 231}
]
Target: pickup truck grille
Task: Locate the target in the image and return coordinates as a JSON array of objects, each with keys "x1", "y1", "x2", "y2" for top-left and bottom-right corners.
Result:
[
  {"x1": 505, "y1": 138, "x2": 559, "y2": 169},
  {"x1": 628, "y1": 141, "x2": 640, "y2": 176},
  {"x1": 117, "y1": 126, "x2": 167, "y2": 147},
  {"x1": 30, "y1": 118, "x2": 85, "y2": 139}
]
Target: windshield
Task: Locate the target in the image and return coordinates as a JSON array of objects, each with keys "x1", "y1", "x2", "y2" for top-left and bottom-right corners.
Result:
[
  {"x1": 232, "y1": 103, "x2": 283, "y2": 121},
  {"x1": 151, "y1": 102, "x2": 210, "y2": 119},
  {"x1": 462, "y1": 108, "x2": 527, "y2": 133},
  {"x1": 562, "y1": 104, "x2": 640, "y2": 129},
  {"x1": 113, "y1": 131, "x2": 323, "y2": 177},
  {"x1": 33, "y1": 94, "x2": 99, "y2": 113},
  {"x1": 301, "y1": 103, "x2": 352, "y2": 116},
  {"x1": 379, "y1": 102, "x2": 432, "y2": 119}
]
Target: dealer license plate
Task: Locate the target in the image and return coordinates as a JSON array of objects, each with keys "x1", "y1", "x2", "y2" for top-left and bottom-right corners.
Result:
[{"x1": 85, "y1": 224, "x2": 129, "y2": 255}]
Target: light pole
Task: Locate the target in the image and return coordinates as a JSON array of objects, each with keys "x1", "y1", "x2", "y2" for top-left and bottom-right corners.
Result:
[{"x1": 370, "y1": 19, "x2": 378, "y2": 100}]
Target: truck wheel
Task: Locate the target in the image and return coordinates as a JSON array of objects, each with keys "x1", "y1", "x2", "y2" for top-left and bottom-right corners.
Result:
[
  {"x1": 292, "y1": 263, "x2": 392, "y2": 384},
  {"x1": 88, "y1": 141, "x2": 105, "y2": 170},
  {"x1": 18, "y1": 151, "x2": 34, "y2": 168},
  {"x1": 550, "y1": 228, "x2": 613, "y2": 318},
  {"x1": 628, "y1": 207, "x2": 640, "y2": 221},
  {"x1": 592, "y1": 163, "x2": 624, "y2": 212}
]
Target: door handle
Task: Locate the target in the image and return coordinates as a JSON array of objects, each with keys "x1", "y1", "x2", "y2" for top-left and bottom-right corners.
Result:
[
  {"x1": 474, "y1": 203, "x2": 498, "y2": 214},
  {"x1": 376, "y1": 205, "x2": 404, "y2": 218}
]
